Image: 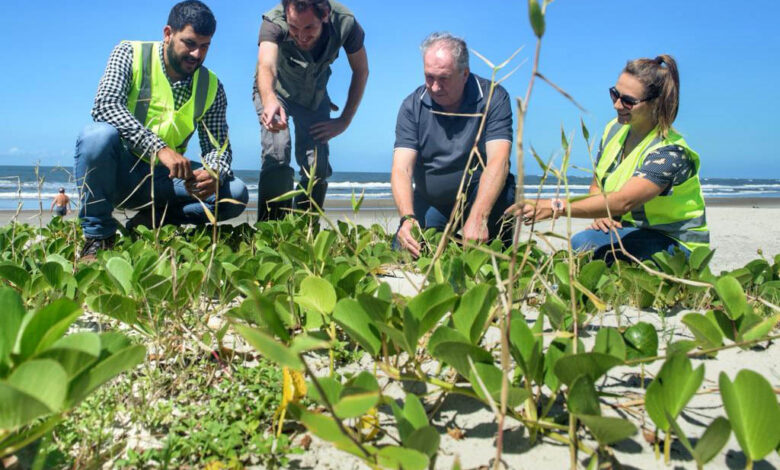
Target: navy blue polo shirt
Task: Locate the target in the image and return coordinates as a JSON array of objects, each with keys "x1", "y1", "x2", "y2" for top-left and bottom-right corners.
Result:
[{"x1": 394, "y1": 73, "x2": 513, "y2": 206}]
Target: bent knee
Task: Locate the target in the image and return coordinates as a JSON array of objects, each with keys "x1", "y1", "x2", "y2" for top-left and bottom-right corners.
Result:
[
  {"x1": 216, "y1": 178, "x2": 249, "y2": 220},
  {"x1": 571, "y1": 229, "x2": 599, "y2": 252},
  {"x1": 77, "y1": 123, "x2": 121, "y2": 160}
]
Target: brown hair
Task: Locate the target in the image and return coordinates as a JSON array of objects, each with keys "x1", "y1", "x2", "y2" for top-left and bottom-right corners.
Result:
[
  {"x1": 623, "y1": 54, "x2": 679, "y2": 138},
  {"x1": 282, "y1": 0, "x2": 330, "y2": 18}
]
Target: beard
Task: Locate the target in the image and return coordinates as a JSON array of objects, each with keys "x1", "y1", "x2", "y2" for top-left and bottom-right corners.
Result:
[{"x1": 166, "y1": 41, "x2": 201, "y2": 78}]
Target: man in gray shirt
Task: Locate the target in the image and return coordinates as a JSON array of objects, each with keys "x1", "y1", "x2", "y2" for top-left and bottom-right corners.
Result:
[
  {"x1": 392, "y1": 32, "x2": 516, "y2": 256},
  {"x1": 253, "y1": 0, "x2": 369, "y2": 220}
]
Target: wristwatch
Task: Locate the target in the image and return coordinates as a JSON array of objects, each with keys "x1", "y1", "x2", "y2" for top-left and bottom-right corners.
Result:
[
  {"x1": 399, "y1": 214, "x2": 417, "y2": 227},
  {"x1": 551, "y1": 198, "x2": 566, "y2": 214}
]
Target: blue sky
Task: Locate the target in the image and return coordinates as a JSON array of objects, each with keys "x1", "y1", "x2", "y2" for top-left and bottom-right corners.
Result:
[{"x1": 1, "y1": 1, "x2": 778, "y2": 178}]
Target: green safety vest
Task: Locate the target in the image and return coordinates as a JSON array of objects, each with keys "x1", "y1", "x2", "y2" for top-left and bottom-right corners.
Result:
[
  {"x1": 594, "y1": 119, "x2": 710, "y2": 250},
  {"x1": 126, "y1": 41, "x2": 218, "y2": 160},
  {"x1": 264, "y1": 0, "x2": 356, "y2": 110}
]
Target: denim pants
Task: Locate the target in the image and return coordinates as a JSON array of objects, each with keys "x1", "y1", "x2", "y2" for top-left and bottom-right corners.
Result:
[
  {"x1": 74, "y1": 122, "x2": 249, "y2": 239},
  {"x1": 393, "y1": 174, "x2": 516, "y2": 249},
  {"x1": 252, "y1": 90, "x2": 332, "y2": 220},
  {"x1": 571, "y1": 226, "x2": 689, "y2": 263}
]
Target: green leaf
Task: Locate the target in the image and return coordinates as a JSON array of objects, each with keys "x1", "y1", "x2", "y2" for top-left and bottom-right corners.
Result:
[
  {"x1": 406, "y1": 426, "x2": 440, "y2": 458},
  {"x1": 334, "y1": 372, "x2": 380, "y2": 418},
  {"x1": 268, "y1": 189, "x2": 305, "y2": 203},
  {"x1": 241, "y1": 290, "x2": 290, "y2": 342},
  {"x1": 739, "y1": 314, "x2": 779, "y2": 342},
  {"x1": 715, "y1": 275, "x2": 751, "y2": 320},
  {"x1": 377, "y1": 445, "x2": 429, "y2": 470},
  {"x1": 645, "y1": 354, "x2": 704, "y2": 431},
  {"x1": 541, "y1": 294, "x2": 569, "y2": 330},
  {"x1": 402, "y1": 393, "x2": 429, "y2": 430},
  {"x1": 623, "y1": 322, "x2": 658, "y2": 360},
  {"x1": 719, "y1": 370, "x2": 780, "y2": 461},
  {"x1": 0, "y1": 262, "x2": 30, "y2": 289},
  {"x1": 694, "y1": 417, "x2": 732, "y2": 465},
  {"x1": 568, "y1": 375, "x2": 601, "y2": 416},
  {"x1": 682, "y1": 313, "x2": 723, "y2": 349},
  {"x1": 406, "y1": 284, "x2": 456, "y2": 337},
  {"x1": 592, "y1": 327, "x2": 626, "y2": 360},
  {"x1": 296, "y1": 407, "x2": 354, "y2": 450},
  {"x1": 86, "y1": 294, "x2": 138, "y2": 326},
  {"x1": 431, "y1": 341, "x2": 493, "y2": 378},
  {"x1": 469, "y1": 362, "x2": 529, "y2": 408},
  {"x1": 36, "y1": 332, "x2": 101, "y2": 377},
  {"x1": 332, "y1": 299, "x2": 381, "y2": 356},
  {"x1": 553, "y1": 352, "x2": 622, "y2": 386},
  {"x1": 39, "y1": 261, "x2": 64, "y2": 289},
  {"x1": 580, "y1": 117, "x2": 590, "y2": 142},
  {"x1": 233, "y1": 324, "x2": 303, "y2": 370},
  {"x1": 7, "y1": 359, "x2": 68, "y2": 412},
  {"x1": 528, "y1": 0, "x2": 545, "y2": 38},
  {"x1": 578, "y1": 260, "x2": 607, "y2": 292},
  {"x1": 106, "y1": 257, "x2": 134, "y2": 295},
  {"x1": 452, "y1": 284, "x2": 497, "y2": 344},
  {"x1": 18, "y1": 299, "x2": 82, "y2": 360},
  {"x1": 313, "y1": 230, "x2": 336, "y2": 263},
  {"x1": 509, "y1": 312, "x2": 543, "y2": 381},
  {"x1": 0, "y1": 382, "x2": 53, "y2": 431},
  {"x1": 351, "y1": 189, "x2": 365, "y2": 213},
  {"x1": 577, "y1": 415, "x2": 637, "y2": 446},
  {"x1": 689, "y1": 246, "x2": 715, "y2": 271},
  {"x1": 295, "y1": 276, "x2": 337, "y2": 315},
  {"x1": 67, "y1": 343, "x2": 146, "y2": 406},
  {"x1": 0, "y1": 287, "x2": 25, "y2": 365},
  {"x1": 307, "y1": 377, "x2": 342, "y2": 407}
]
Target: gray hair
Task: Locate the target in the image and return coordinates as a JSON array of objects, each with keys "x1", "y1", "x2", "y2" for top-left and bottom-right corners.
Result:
[{"x1": 420, "y1": 32, "x2": 469, "y2": 72}]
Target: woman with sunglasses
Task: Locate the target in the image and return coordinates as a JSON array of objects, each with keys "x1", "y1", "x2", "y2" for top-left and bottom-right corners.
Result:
[{"x1": 508, "y1": 55, "x2": 708, "y2": 263}]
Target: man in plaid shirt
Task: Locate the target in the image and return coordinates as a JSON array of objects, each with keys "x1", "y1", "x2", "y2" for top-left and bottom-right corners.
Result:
[{"x1": 74, "y1": 0, "x2": 248, "y2": 261}]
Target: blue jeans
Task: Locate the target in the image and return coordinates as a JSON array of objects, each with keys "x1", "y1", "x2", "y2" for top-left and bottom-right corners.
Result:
[
  {"x1": 571, "y1": 226, "x2": 689, "y2": 263},
  {"x1": 74, "y1": 122, "x2": 249, "y2": 239},
  {"x1": 393, "y1": 174, "x2": 516, "y2": 249}
]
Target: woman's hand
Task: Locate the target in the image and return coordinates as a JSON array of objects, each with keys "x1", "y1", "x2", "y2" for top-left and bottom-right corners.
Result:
[{"x1": 589, "y1": 217, "x2": 623, "y2": 233}]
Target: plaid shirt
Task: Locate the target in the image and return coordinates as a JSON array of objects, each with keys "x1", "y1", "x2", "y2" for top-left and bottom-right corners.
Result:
[{"x1": 91, "y1": 41, "x2": 233, "y2": 177}]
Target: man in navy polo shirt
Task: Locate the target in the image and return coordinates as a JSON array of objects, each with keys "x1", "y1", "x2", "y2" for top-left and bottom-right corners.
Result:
[{"x1": 391, "y1": 32, "x2": 516, "y2": 256}]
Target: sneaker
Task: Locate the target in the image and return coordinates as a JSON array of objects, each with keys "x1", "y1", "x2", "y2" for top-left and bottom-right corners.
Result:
[{"x1": 79, "y1": 235, "x2": 116, "y2": 263}]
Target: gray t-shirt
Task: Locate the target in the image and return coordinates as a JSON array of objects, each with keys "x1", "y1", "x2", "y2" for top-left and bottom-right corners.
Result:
[{"x1": 394, "y1": 74, "x2": 513, "y2": 206}]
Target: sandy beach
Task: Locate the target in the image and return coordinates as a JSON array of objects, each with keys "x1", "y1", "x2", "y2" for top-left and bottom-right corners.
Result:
[{"x1": 8, "y1": 197, "x2": 778, "y2": 272}]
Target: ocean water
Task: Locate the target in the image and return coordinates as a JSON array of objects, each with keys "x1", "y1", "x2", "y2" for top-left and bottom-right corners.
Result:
[{"x1": 1, "y1": 165, "x2": 779, "y2": 210}]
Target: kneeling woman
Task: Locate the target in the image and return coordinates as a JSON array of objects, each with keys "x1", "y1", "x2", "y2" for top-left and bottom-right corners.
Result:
[{"x1": 511, "y1": 55, "x2": 708, "y2": 262}]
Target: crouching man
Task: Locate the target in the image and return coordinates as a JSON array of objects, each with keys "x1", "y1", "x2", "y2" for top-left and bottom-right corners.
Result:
[
  {"x1": 75, "y1": 0, "x2": 248, "y2": 261},
  {"x1": 391, "y1": 32, "x2": 516, "y2": 256}
]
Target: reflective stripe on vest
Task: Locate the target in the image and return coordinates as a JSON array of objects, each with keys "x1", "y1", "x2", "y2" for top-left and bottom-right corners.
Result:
[
  {"x1": 594, "y1": 119, "x2": 710, "y2": 250},
  {"x1": 126, "y1": 41, "x2": 218, "y2": 160}
]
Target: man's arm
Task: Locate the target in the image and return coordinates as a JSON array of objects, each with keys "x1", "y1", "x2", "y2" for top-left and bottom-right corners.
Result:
[
  {"x1": 310, "y1": 46, "x2": 369, "y2": 142},
  {"x1": 256, "y1": 41, "x2": 288, "y2": 132},
  {"x1": 462, "y1": 140, "x2": 511, "y2": 243},
  {"x1": 391, "y1": 147, "x2": 421, "y2": 257}
]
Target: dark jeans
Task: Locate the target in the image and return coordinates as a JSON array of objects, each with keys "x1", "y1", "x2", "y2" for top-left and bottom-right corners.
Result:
[
  {"x1": 571, "y1": 226, "x2": 689, "y2": 263},
  {"x1": 252, "y1": 90, "x2": 332, "y2": 220},
  {"x1": 393, "y1": 174, "x2": 516, "y2": 249},
  {"x1": 74, "y1": 122, "x2": 249, "y2": 239}
]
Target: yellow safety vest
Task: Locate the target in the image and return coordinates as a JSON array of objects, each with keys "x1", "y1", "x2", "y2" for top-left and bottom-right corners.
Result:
[
  {"x1": 126, "y1": 41, "x2": 218, "y2": 160},
  {"x1": 594, "y1": 119, "x2": 709, "y2": 250}
]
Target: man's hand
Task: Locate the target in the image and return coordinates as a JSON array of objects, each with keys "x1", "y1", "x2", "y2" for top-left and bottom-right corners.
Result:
[
  {"x1": 261, "y1": 98, "x2": 288, "y2": 133},
  {"x1": 505, "y1": 200, "x2": 554, "y2": 225},
  {"x1": 589, "y1": 217, "x2": 622, "y2": 233},
  {"x1": 310, "y1": 116, "x2": 349, "y2": 143},
  {"x1": 185, "y1": 169, "x2": 218, "y2": 199},
  {"x1": 157, "y1": 147, "x2": 193, "y2": 180},
  {"x1": 397, "y1": 219, "x2": 422, "y2": 258},
  {"x1": 462, "y1": 212, "x2": 489, "y2": 245}
]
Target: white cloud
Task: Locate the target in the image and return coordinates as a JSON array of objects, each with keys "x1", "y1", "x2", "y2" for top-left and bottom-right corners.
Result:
[{"x1": 8, "y1": 147, "x2": 19, "y2": 154}]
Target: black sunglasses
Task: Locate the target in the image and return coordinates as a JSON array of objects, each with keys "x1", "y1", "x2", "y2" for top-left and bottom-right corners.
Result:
[{"x1": 609, "y1": 86, "x2": 656, "y2": 109}]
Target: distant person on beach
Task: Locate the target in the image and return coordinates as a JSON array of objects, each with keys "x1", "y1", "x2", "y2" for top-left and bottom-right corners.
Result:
[
  {"x1": 50, "y1": 188, "x2": 71, "y2": 217},
  {"x1": 508, "y1": 55, "x2": 709, "y2": 263},
  {"x1": 74, "y1": 0, "x2": 248, "y2": 261},
  {"x1": 253, "y1": 0, "x2": 369, "y2": 220},
  {"x1": 391, "y1": 32, "x2": 515, "y2": 257}
]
